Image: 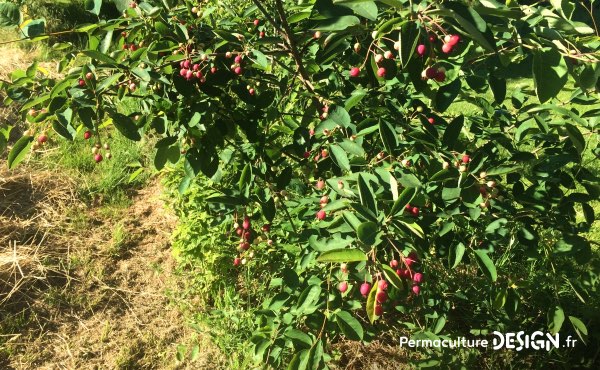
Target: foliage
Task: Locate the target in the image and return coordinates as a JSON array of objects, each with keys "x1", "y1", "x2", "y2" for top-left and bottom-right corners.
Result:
[{"x1": 2, "y1": 0, "x2": 600, "y2": 368}]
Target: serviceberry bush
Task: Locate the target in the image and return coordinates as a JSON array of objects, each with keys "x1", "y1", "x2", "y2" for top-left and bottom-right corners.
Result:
[{"x1": 1, "y1": 0, "x2": 599, "y2": 367}]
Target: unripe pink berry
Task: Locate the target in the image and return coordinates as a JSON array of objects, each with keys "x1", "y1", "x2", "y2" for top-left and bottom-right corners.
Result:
[
  {"x1": 316, "y1": 179, "x2": 325, "y2": 190},
  {"x1": 183, "y1": 60, "x2": 191, "y2": 69},
  {"x1": 236, "y1": 227, "x2": 243, "y2": 236},
  {"x1": 384, "y1": 50, "x2": 393, "y2": 59},
  {"x1": 320, "y1": 195, "x2": 329, "y2": 204},
  {"x1": 234, "y1": 66, "x2": 242, "y2": 75},
  {"x1": 374, "y1": 54, "x2": 383, "y2": 63},
  {"x1": 316, "y1": 209, "x2": 326, "y2": 220},
  {"x1": 242, "y1": 215, "x2": 251, "y2": 230},
  {"x1": 248, "y1": 88, "x2": 255, "y2": 95},
  {"x1": 428, "y1": 117, "x2": 435, "y2": 124},
  {"x1": 321, "y1": 149, "x2": 328, "y2": 158},
  {"x1": 442, "y1": 43, "x2": 453, "y2": 54},
  {"x1": 234, "y1": 55, "x2": 242, "y2": 64},
  {"x1": 390, "y1": 259, "x2": 398, "y2": 268},
  {"x1": 449, "y1": 34, "x2": 460, "y2": 46},
  {"x1": 377, "y1": 67, "x2": 386, "y2": 77},
  {"x1": 338, "y1": 281, "x2": 348, "y2": 293},
  {"x1": 462, "y1": 154, "x2": 470, "y2": 164},
  {"x1": 349, "y1": 67, "x2": 360, "y2": 77},
  {"x1": 233, "y1": 257, "x2": 241, "y2": 266},
  {"x1": 192, "y1": 64, "x2": 200, "y2": 71},
  {"x1": 94, "y1": 153, "x2": 103, "y2": 163},
  {"x1": 413, "y1": 272, "x2": 423, "y2": 283},
  {"x1": 411, "y1": 207, "x2": 419, "y2": 216},
  {"x1": 378, "y1": 280, "x2": 388, "y2": 291},
  {"x1": 180, "y1": 68, "x2": 187, "y2": 77},
  {"x1": 84, "y1": 131, "x2": 92, "y2": 140},
  {"x1": 253, "y1": 19, "x2": 259, "y2": 27},
  {"x1": 360, "y1": 282, "x2": 371, "y2": 296},
  {"x1": 416, "y1": 44, "x2": 426, "y2": 57},
  {"x1": 412, "y1": 285, "x2": 421, "y2": 295}
]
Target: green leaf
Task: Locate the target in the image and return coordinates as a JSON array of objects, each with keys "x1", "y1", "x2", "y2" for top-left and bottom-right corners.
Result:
[
  {"x1": 284, "y1": 329, "x2": 313, "y2": 349},
  {"x1": 434, "y1": 79, "x2": 461, "y2": 112},
  {"x1": 442, "y1": 115, "x2": 463, "y2": 149},
  {"x1": 380, "y1": 264, "x2": 404, "y2": 290},
  {"x1": 0, "y1": 3, "x2": 21, "y2": 27},
  {"x1": 548, "y1": 305, "x2": 564, "y2": 335},
  {"x1": 451, "y1": 242, "x2": 465, "y2": 268},
  {"x1": 366, "y1": 284, "x2": 378, "y2": 324},
  {"x1": 564, "y1": 123, "x2": 585, "y2": 155},
  {"x1": 345, "y1": 89, "x2": 366, "y2": 111},
  {"x1": 21, "y1": 19, "x2": 46, "y2": 38},
  {"x1": 336, "y1": 311, "x2": 364, "y2": 340},
  {"x1": 314, "y1": 16, "x2": 360, "y2": 31},
  {"x1": 533, "y1": 47, "x2": 568, "y2": 103},
  {"x1": 7, "y1": 136, "x2": 33, "y2": 169},
  {"x1": 568, "y1": 316, "x2": 588, "y2": 343},
  {"x1": 358, "y1": 173, "x2": 377, "y2": 213},
  {"x1": 379, "y1": 120, "x2": 398, "y2": 153},
  {"x1": 110, "y1": 113, "x2": 141, "y2": 141},
  {"x1": 473, "y1": 249, "x2": 497, "y2": 282},
  {"x1": 316, "y1": 248, "x2": 367, "y2": 263},
  {"x1": 287, "y1": 349, "x2": 310, "y2": 370},
  {"x1": 81, "y1": 50, "x2": 118, "y2": 65},
  {"x1": 330, "y1": 144, "x2": 350, "y2": 171},
  {"x1": 329, "y1": 106, "x2": 351, "y2": 128},
  {"x1": 357, "y1": 221, "x2": 378, "y2": 245},
  {"x1": 238, "y1": 163, "x2": 252, "y2": 193},
  {"x1": 389, "y1": 187, "x2": 416, "y2": 216},
  {"x1": 84, "y1": 0, "x2": 102, "y2": 16}
]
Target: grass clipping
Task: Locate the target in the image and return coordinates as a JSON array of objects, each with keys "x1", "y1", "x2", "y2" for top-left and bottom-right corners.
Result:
[{"x1": 0, "y1": 166, "x2": 79, "y2": 308}]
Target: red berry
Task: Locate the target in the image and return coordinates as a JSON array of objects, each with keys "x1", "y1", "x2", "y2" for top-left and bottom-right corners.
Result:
[
  {"x1": 377, "y1": 67, "x2": 386, "y2": 77},
  {"x1": 462, "y1": 154, "x2": 470, "y2": 164},
  {"x1": 374, "y1": 304, "x2": 383, "y2": 316},
  {"x1": 185, "y1": 70, "x2": 194, "y2": 79},
  {"x1": 196, "y1": 71, "x2": 203, "y2": 79},
  {"x1": 303, "y1": 151, "x2": 310, "y2": 159},
  {"x1": 376, "y1": 291, "x2": 387, "y2": 303},
  {"x1": 413, "y1": 272, "x2": 423, "y2": 283},
  {"x1": 321, "y1": 149, "x2": 328, "y2": 158},
  {"x1": 412, "y1": 285, "x2": 421, "y2": 295},
  {"x1": 442, "y1": 43, "x2": 453, "y2": 54},
  {"x1": 449, "y1": 34, "x2": 460, "y2": 46},
  {"x1": 360, "y1": 283, "x2": 371, "y2": 297},
  {"x1": 192, "y1": 63, "x2": 200, "y2": 71},
  {"x1": 416, "y1": 44, "x2": 426, "y2": 57},
  {"x1": 243, "y1": 231, "x2": 251, "y2": 240},
  {"x1": 84, "y1": 131, "x2": 92, "y2": 140},
  {"x1": 338, "y1": 281, "x2": 348, "y2": 293},
  {"x1": 259, "y1": 31, "x2": 265, "y2": 38},
  {"x1": 349, "y1": 67, "x2": 360, "y2": 78},
  {"x1": 239, "y1": 241, "x2": 250, "y2": 251},
  {"x1": 316, "y1": 209, "x2": 326, "y2": 220},
  {"x1": 210, "y1": 67, "x2": 217, "y2": 74},
  {"x1": 234, "y1": 55, "x2": 242, "y2": 64},
  {"x1": 248, "y1": 88, "x2": 255, "y2": 95},
  {"x1": 236, "y1": 227, "x2": 243, "y2": 236},
  {"x1": 122, "y1": 44, "x2": 128, "y2": 50},
  {"x1": 183, "y1": 60, "x2": 191, "y2": 69},
  {"x1": 378, "y1": 280, "x2": 388, "y2": 291},
  {"x1": 390, "y1": 259, "x2": 399, "y2": 268},
  {"x1": 262, "y1": 224, "x2": 270, "y2": 233},
  {"x1": 411, "y1": 207, "x2": 419, "y2": 216},
  {"x1": 78, "y1": 79, "x2": 85, "y2": 87},
  {"x1": 130, "y1": 44, "x2": 137, "y2": 52},
  {"x1": 434, "y1": 70, "x2": 446, "y2": 82},
  {"x1": 233, "y1": 257, "x2": 241, "y2": 266},
  {"x1": 242, "y1": 215, "x2": 251, "y2": 230},
  {"x1": 425, "y1": 67, "x2": 437, "y2": 79},
  {"x1": 253, "y1": 19, "x2": 260, "y2": 27},
  {"x1": 428, "y1": 117, "x2": 435, "y2": 124},
  {"x1": 234, "y1": 66, "x2": 243, "y2": 75},
  {"x1": 37, "y1": 134, "x2": 48, "y2": 144},
  {"x1": 94, "y1": 154, "x2": 103, "y2": 163}
]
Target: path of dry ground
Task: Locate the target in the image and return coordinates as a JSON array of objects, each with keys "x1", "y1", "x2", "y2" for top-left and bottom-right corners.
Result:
[{"x1": 0, "y1": 167, "x2": 222, "y2": 369}]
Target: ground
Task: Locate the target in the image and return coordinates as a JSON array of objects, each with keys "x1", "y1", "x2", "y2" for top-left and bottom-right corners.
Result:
[{"x1": 0, "y1": 166, "x2": 222, "y2": 369}]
